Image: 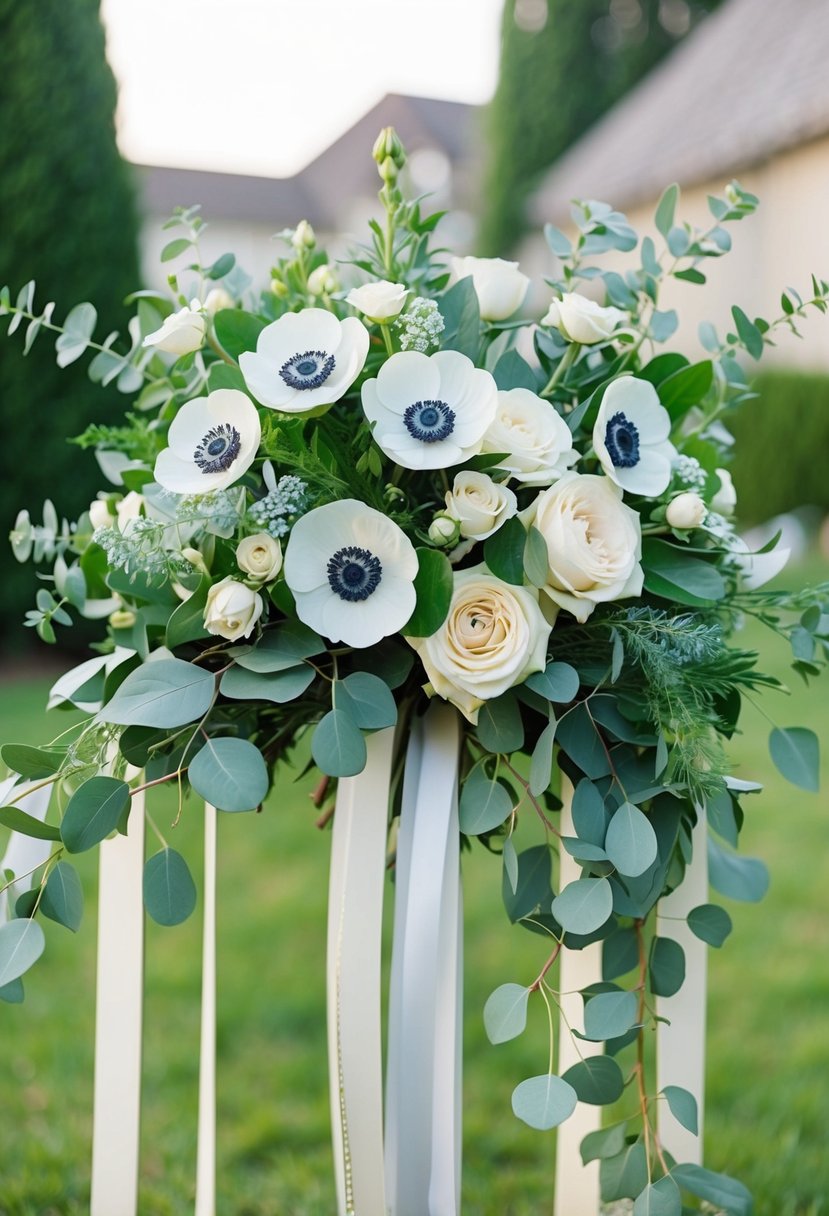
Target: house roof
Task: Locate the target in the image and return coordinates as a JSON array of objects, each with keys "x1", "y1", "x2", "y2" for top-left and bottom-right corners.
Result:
[
  {"x1": 134, "y1": 93, "x2": 476, "y2": 230},
  {"x1": 533, "y1": 0, "x2": 829, "y2": 223}
]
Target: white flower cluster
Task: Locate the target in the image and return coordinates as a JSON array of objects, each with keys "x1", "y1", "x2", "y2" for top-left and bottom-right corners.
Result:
[
  {"x1": 247, "y1": 474, "x2": 310, "y2": 538},
  {"x1": 672, "y1": 454, "x2": 707, "y2": 493},
  {"x1": 395, "y1": 297, "x2": 445, "y2": 352}
]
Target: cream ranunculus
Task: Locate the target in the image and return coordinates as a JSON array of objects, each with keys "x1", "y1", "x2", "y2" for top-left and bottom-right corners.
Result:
[
  {"x1": 142, "y1": 299, "x2": 206, "y2": 356},
  {"x1": 527, "y1": 472, "x2": 643, "y2": 623},
  {"x1": 482, "y1": 387, "x2": 578, "y2": 486},
  {"x1": 203, "y1": 576, "x2": 264, "y2": 641},
  {"x1": 346, "y1": 280, "x2": 408, "y2": 322},
  {"x1": 444, "y1": 471, "x2": 517, "y2": 541},
  {"x1": 236, "y1": 532, "x2": 283, "y2": 582},
  {"x1": 449, "y1": 255, "x2": 529, "y2": 322},
  {"x1": 408, "y1": 567, "x2": 552, "y2": 722},
  {"x1": 666, "y1": 492, "x2": 707, "y2": 530},
  {"x1": 542, "y1": 292, "x2": 625, "y2": 345}
]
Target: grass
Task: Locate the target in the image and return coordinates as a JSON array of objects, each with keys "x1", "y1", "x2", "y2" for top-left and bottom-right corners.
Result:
[{"x1": 0, "y1": 558, "x2": 827, "y2": 1215}]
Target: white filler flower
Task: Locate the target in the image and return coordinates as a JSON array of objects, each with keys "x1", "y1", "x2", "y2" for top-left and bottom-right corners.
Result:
[
  {"x1": 283, "y1": 499, "x2": 418, "y2": 648},
  {"x1": 154, "y1": 389, "x2": 261, "y2": 494},
  {"x1": 593, "y1": 377, "x2": 676, "y2": 497},
  {"x1": 239, "y1": 307, "x2": 369, "y2": 413},
  {"x1": 542, "y1": 293, "x2": 625, "y2": 344},
  {"x1": 346, "y1": 280, "x2": 408, "y2": 322},
  {"x1": 408, "y1": 566, "x2": 551, "y2": 722},
  {"x1": 142, "y1": 299, "x2": 206, "y2": 356},
  {"x1": 449, "y1": 256, "x2": 529, "y2": 322},
  {"x1": 482, "y1": 387, "x2": 578, "y2": 486},
  {"x1": 361, "y1": 350, "x2": 497, "y2": 470}
]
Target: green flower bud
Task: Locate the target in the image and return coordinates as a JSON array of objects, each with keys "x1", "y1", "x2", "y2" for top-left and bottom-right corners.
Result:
[
  {"x1": 372, "y1": 126, "x2": 406, "y2": 171},
  {"x1": 428, "y1": 513, "x2": 461, "y2": 548}
]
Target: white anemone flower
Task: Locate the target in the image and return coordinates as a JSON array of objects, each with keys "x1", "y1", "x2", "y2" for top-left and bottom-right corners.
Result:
[
  {"x1": 593, "y1": 377, "x2": 676, "y2": 497},
  {"x1": 239, "y1": 307, "x2": 369, "y2": 413},
  {"x1": 154, "y1": 389, "x2": 261, "y2": 494},
  {"x1": 361, "y1": 350, "x2": 498, "y2": 470},
  {"x1": 283, "y1": 499, "x2": 418, "y2": 648}
]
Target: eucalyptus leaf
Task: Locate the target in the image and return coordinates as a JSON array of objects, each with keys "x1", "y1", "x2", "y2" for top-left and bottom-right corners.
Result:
[
  {"x1": 687, "y1": 903, "x2": 732, "y2": 947},
  {"x1": 336, "y1": 672, "x2": 397, "y2": 730},
  {"x1": 312, "y1": 710, "x2": 366, "y2": 778},
  {"x1": 552, "y1": 877, "x2": 613, "y2": 935},
  {"x1": 662, "y1": 1084, "x2": 699, "y2": 1135},
  {"x1": 581, "y1": 1122, "x2": 628, "y2": 1165},
  {"x1": 583, "y1": 990, "x2": 638, "y2": 1041},
  {"x1": 633, "y1": 1176, "x2": 682, "y2": 1216},
  {"x1": 188, "y1": 737, "x2": 268, "y2": 812},
  {"x1": 649, "y1": 937, "x2": 685, "y2": 998},
  {"x1": 404, "y1": 548, "x2": 453, "y2": 637},
  {"x1": 459, "y1": 761, "x2": 513, "y2": 836},
  {"x1": 503, "y1": 844, "x2": 552, "y2": 922},
  {"x1": 483, "y1": 983, "x2": 530, "y2": 1044},
  {"x1": 768, "y1": 726, "x2": 819, "y2": 792},
  {"x1": 523, "y1": 526, "x2": 548, "y2": 588},
  {"x1": 511, "y1": 1073, "x2": 578, "y2": 1130},
  {"x1": 165, "y1": 580, "x2": 210, "y2": 648},
  {"x1": 562, "y1": 1055, "x2": 625, "y2": 1104},
  {"x1": 601, "y1": 1141, "x2": 649, "y2": 1202},
  {"x1": 707, "y1": 834, "x2": 769, "y2": 903},
  {"x1": 571, "y1": 779, "x2": 608, "y2": 847},
  {"x1": 99, "y1": 658, "x2": 215, "y2": 727},
  {"x1": 528, "y1": 715, "x2": 556, "y2": 797},
  {"x1": 476, "y1": 693, "x2": 524, "y2": 754},
  {"x1": 672, "y1": 1163, "x2": 752, "y2": 1216},
  {"x1": 41, "y1": 861, "x2": 84, "y2": 932},
  {"x1": 233, "y1": 621, "x2": 324, "y2": 672},
  {"x1": 525, "y1": 661, "x2": 580, "y2": 704},
  {"x1": 0, "y1": 806, "x2": 61, "y2": 842},
  {"x1": 503, "y1": 836, "x2": 518, "y2": 894},
  {"x1": 0, "y1": 918, "x2": 45, "y2": 987},
  {"x1": 60, "y1": 777, "x2": 131, "y2": 853},
  {"x1": 143, "y1": 848, "x2": 197, "y2": 926},
  {"x1": 0, "y1": 744, "x2": 64, "y2": 780},
  {"x1": 605, "y1": 802, "x2": 658, "y2": 878},
  {"x1": 221, "y1": 664, "x2": 315, "y2": 704}
]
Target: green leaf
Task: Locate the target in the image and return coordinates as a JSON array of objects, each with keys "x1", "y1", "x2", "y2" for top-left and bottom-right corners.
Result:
[
  {"x1": 603, "y1": 927, "x2": 639, "y2": 980},
  {"x1": 601, "y1": 1141, "x2": 649, "y2": 1202},
  {"x1": 633, "y1": 1176, "x2": 682, "y2": 1216},
  {"x1": 205, "y1": 252, "x2": 235, "y2": 280},
  {"x1": 493, "y1": 349, "x2": 538, "y2": 391},
  {"x1": 581, "y1": 1122, "x2": 628, "y2": 1165},
  {"x1": 563, "y1": 1055, "x2": 625, "y2": 1104},
  {"x1": 336, "y1": 672, "x2": 397, "y2": 730},
  {"x1": 61, "y1": 777, "x2": 131, "y2": 854},
  {"x1": 650, "y1": 309, "x2": 678, "y2": 343},
  {"x1": 687, "y1": 903, "x2": 732, "y2": 948},
  {"x1": 41, "y1": 861, "x2": 84, "y2": 932},
  {"x1": 528, "y1": 716, "x2": 557, "y2": 797},
  {"x1": 55, "y1": 302, "x2": 97, "y2": 367},
  {"x1": 312, "y1": 710, "x2": 366, "y2": 778},
  {"x1": 233, "y1": 621, "x2": 324, "y2": 672},
  {"x1": 0, "y1": 805, "x2": 61, "y2": 841},
  {"x1": 556, "y1": 703, "x2": 611, "y2": 779},
  {"x1": 768, "y1": 726, "x2": 820, "y2": 791},
  {"x1": 0, "y1": 919, "x2": 45, "y2": 987},
  {"x1": 165, "y1": 580, "x2": 210, "y2": 648},
  {"x1": 484, "y1": 516, "x2": 526, "y2": 586},
  {"x1": 662, "y1": 1084, "x2": 699, "y2": 1135},
  {"x1": 731, "y1": 305, "x2": 764, "y2": 359},
  {"x1": 552, "y1": 876, "x2": 613, "y2": 935},
  {"x1": 525, "y1": 661, "x2": 579, "y2": 704},
  {"x1": 188, "y1": 738, "x2": 268, "y2": 812},
  {"x1": 642, "y1": 539, "x2": 725, "y2": 607},
  {"x1": 476, "y1": 693, "x2": 524, "y2": 754},
  {"x1": 404, "y1": 548, "x2": 453, "y2": 637},
  {"x1": 544, "y1": 223, "x2": 572, "y2": 257},
  {"x1": 143, "y1": 848, "x2": 197, "y2": 926},
  {"x1": 583, "y1": 990, "x2": 638, "y2": 1041},
  {"x1": 483, "y1": 983, "x2": 530, "y2": 1044},
  {"x1": 605, "y1": 802, "x2": 658, "y2": 878},
  {"x1": 571, "y1": 779, "x2": 608, "y2": 847},
  {"x1": 654, "y1": 184, "x2": 679, "y2": 237},
  {"x1": 440, "y1": 277, "x2": 481, "y2": 360},
  {"x1": 160, "y1": 237, "x2": 192, "y2": 262},
  {"x1": 707, "y1": 834, "x2": 769, "y2": 903},
  {"x1": 511, "y1": 1074, "x2": 578, "y2": 1130},
  {"x1": 459, "y1": 761, "x2": 513, "y2": 835},
  {"x1": 220, "y1": 664, "x2": 315, "y2": 704},
  {"x1": 523, "y1": 526, "x2": 548, "y2": 588},
  {"x1": 99, "y1": 658, "x2": 215, "y2": 728},
  {"x1": 1, "y1": 744, "x2": 64, "y2": 780},
  {"x1": 502, "y1": 844, "x2": 552, "y2": 922},
  {"x1": 649, "y1": 937, "x2": 685, "y2": 997},
  {"x1": 503, "y1": 836, "x2": 518, "y2": 893},
  {"x1": 213, "y1": 309, "x2": 265, "y2": 361},
  {"x1": 0, "y1": 977, "x2": 24, "y2": 1004},
  {"x1": 657, "y1": 361, "x2": 713, "y2": 419},
  {"x1": 672, "y1": 1163, "x2": 752, "y2": 1216}
]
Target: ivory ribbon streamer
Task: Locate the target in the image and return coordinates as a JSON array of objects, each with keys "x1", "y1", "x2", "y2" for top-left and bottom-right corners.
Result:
[
  {"x1": 195, "y1": 802, "x2": 218, "y2": 1216},
  {"x1": 91, "y1": 789, "x2": 146, "y2": 1216},
  {"x1": 327, "y1": 727, "x2": 395, "y2": 1216},
  {"x1": 555, "y1": 782, "x2": 603, "y2": 1216},
  {"x1": 656, "y1": 806, "x2": 708, "y2": 1164},
  {"x1": 0, "y1": 776, "x2": 53, "y2": 923},
  {"x1": 386, "y1": 703, "x2": 462, "y2": 1216}
]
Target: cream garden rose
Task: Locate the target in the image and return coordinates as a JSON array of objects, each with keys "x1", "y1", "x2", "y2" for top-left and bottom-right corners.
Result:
[
  {"x1": 203, "y1": 577, "x2": 264, "y2": 641},
  {"x1": 408, "y1": 567, "x2": 551, "y2": 721},
  {"x1": 542, "y1": 292, "x2": 625, "y2": 345},
  {"x1": 236, "y1": 533, "x2": 283, "y2": 582},
  {"x1": 142, "y1": 300, "x2": 206, "y2": 356},
  {"x1": 444, "y1": 471, "x2": 517, "y2": 540},
  {"x1": 527, "y1": 472, "x2": 643, "y2": 622},
  {"x1": 482, "y1": 387, "x2": 578, "y2": 486},
  {"x1": 449, "y1": 255, "x2": 529, "y2": 322}
]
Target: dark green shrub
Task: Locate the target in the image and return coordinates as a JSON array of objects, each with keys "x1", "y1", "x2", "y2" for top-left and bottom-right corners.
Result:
[{"x1": 0, "y1": 0, "x2": 138, "y2": 650}]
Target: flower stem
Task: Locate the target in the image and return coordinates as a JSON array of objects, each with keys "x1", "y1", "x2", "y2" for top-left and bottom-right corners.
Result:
[{"x1": 541, "y1": 342, "x2": 579, "y2": 398}]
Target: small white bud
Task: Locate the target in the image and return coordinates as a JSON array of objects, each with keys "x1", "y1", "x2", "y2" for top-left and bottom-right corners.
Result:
[
  {"x1": 308, "y1": 264, "x2": 339, "y2": 296},
  {"x1": 428, "y1": 515, "x2": 461, "y2": 547},
  {"x1": 666, "y1": 492, "x2": 707, "y2": 530},
  {"x1": 292, "y1": 220, "x2": 316, "y2": 250}
]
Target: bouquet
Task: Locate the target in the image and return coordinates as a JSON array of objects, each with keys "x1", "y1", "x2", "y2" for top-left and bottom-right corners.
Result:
[{"x1": 1, "y1": 127, "x2": 826, "y2": 1212}]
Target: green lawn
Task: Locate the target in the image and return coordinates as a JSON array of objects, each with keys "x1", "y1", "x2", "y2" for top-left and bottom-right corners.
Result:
[{"x1": 0, "y1": 560, "x2": 827, "y2": 1216}]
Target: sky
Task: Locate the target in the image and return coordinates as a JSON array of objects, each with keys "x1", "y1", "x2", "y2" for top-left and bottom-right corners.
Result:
[{"x1": 100, "y1": 0, "x2": 505, "y2": 178}]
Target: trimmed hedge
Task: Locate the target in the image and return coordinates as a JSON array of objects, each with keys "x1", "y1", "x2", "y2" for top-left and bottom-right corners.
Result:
[
  {"x1": 730, "y1": 370, "x2": 829, "y2": 525},
  {"x1": 0, "y1": 0, "x2": 138, "y2": 649}
]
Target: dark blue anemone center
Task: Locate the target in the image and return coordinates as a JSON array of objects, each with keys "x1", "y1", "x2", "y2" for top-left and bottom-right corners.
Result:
[
  {"x1": 327, "y1": 545, "x2": 383, "y2": 602},
  {"x1": 604, "y1": 411, "x2": 640, "y2": 468},
  {"x1": 193, "y1": 423, "x2": 242, "y2": 474},
  {"x1": 280, "y1": 349, "x2": 336, "y2": 391},
  {"x1": 403, "y1": 398, "x2": 455, "y2": 444}
]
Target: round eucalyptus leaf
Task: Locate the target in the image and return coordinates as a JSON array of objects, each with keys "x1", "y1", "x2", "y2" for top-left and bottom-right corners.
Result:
[
  {"x1": 661, "y1": 1084, "x2": 699, "y2": 1135},
  {"x1": 41, "y1": 861, "x2": 84, "y2": 932},
  {"x1": 633, "y1": 1176, "x2": 682, "y2": 1216},
  {"x1": 583, "y1": 989, "x2": 638, "y2": 1042},
  {"x1": 311, "y1": 710, "x2": 367, "y2": 778},
  {"x1": 98, "y1": 657, "x2": 215, "y2": 727},
  {"x1": 61, "y1": 776, "x2": 131, "y2": 854},
  {"x1": 687, "y1": 903, "x2": 732, "y2": 948},
  {"x1": 483, "y1": 983, "x2": 529, "y2": 1045},
  {"x1": 0, "y1": 918, "x2": 45, "y2": 987},
  {"x1": 459, "y1": 761, "x2": 513, "y2": 836},
  {"x1": 143, "y1": 848, "x2": 197, "y2": 926},
  {"x1": 768, "y1": 726, "x2": 820, "y2": 792},
  {"x1": 649, "y1": 936, "x2": 685, "y2": 997},
  {"x1": 337, "y1": 672, "x2": 398, "y2": 730},
  {"x1": 605, "y1": 802, "x2": 658, "y2": 878},
  {"x1": 552, "y1": 876, "x2": 613, "y2": 935},
  {"x1": 511, "y1": 1073, "x2": 577, "y2": 1130},
  {"x1": 562, "y1": 1055, "x2": 625, "y2": 1105},
  {"x1": 189, "y1": 737, "x2": 268, "y2": 812}
]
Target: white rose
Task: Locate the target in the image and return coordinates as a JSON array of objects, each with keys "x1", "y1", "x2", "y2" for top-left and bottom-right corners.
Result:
[
  {"x1": 527, "y1": 472, "x2": 643, "y2": 622},
  {"x1": 203, "y1": 576, "x2": 264, "y2": 641},
  {"x1": 116, "y1": 492, "x2": 144, "y2": 531},
  {"x1": 542, "y1": 292, "x2": 626, "y2": 345},
  {"x1": 142, "y1": 299, "x2": 206, "y2": 356},
  {"x1": 308, "y1": 264, "x2": 339, "y2": 296},
  {"x1": 482, "y1": 387, "x2": 578, "y2": 486},
  {"x1": 444, "y1": 471, "x2": 517, "y2": 541},
  {"x1": 89, "y1": 498, "x2": 114, "y2": 530},
  {"x1": 236, "y1": 532, "x2": 283, "y2": 582},
  {"x1": 204, "y1": 287, "x2": 234, "y2": 315},
  {"x1": 408, "y1": 567, "x2": 552, "y2": 722},
  {"x1": 449, "y1": 255, "x2": 529, "y2": 322},
  {"x1": 711, "y1": 468, "x2": 737, "y2": 515},
  {"x1": 666, "y1": 492, "x2": 707, "y2": 530},
  {"x1": 346, "y1": 279, "x2": 408, "y2": 321}
]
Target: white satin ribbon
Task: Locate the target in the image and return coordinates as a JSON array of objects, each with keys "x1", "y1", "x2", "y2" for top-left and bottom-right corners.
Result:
[
  {"x1": 386, "y1": 703, "x2": 462, "y2": 1216},
  {"x1": 656, "y1": 805, "x2": 708, "y2": 1164},
  {"x1": 555, "y1": 782, "x2": 603, "y2": 1216},
  {"x1": 91, "y1": 787, "x2": 146, "y2": 1216},
  {"x1": 195, "y1": 802, "x2": 217, "y2": 1216},
  {"x1": 327, "y1": 727, "x2": 395, "y2": 1216},
  {"x1": 0, "y1": 776, "x2": 53, "y2": 924}
]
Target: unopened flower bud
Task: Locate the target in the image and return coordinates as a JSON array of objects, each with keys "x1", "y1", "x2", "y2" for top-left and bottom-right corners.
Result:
[
  {"x1": 270, "y1": 277, "x2": 289, "y2": 298},
  {"x1": 292, "y1": 220, "x2": 316, "y2": 250},
  {"x1": 182, "y1": 547, "x2": 210, "y2": 575},
  {"x1": 204, "y1": 287, "x2": 234, "y2": 315},
  {"x1": 109, "y1": 609, "x2": 137, "y2": 630},
  {"x1": 308, "y1": 264, "x2": 339, "y2": 296},
  {"x1": 372, "y1": 126, "x2": 406, "y2": 172},
  {"x1": 666, "y1": 492, "x2": 707, "y2": 530},
  {"x1": 428, "y1": 514, "x2": 461, "y2": 547}
]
